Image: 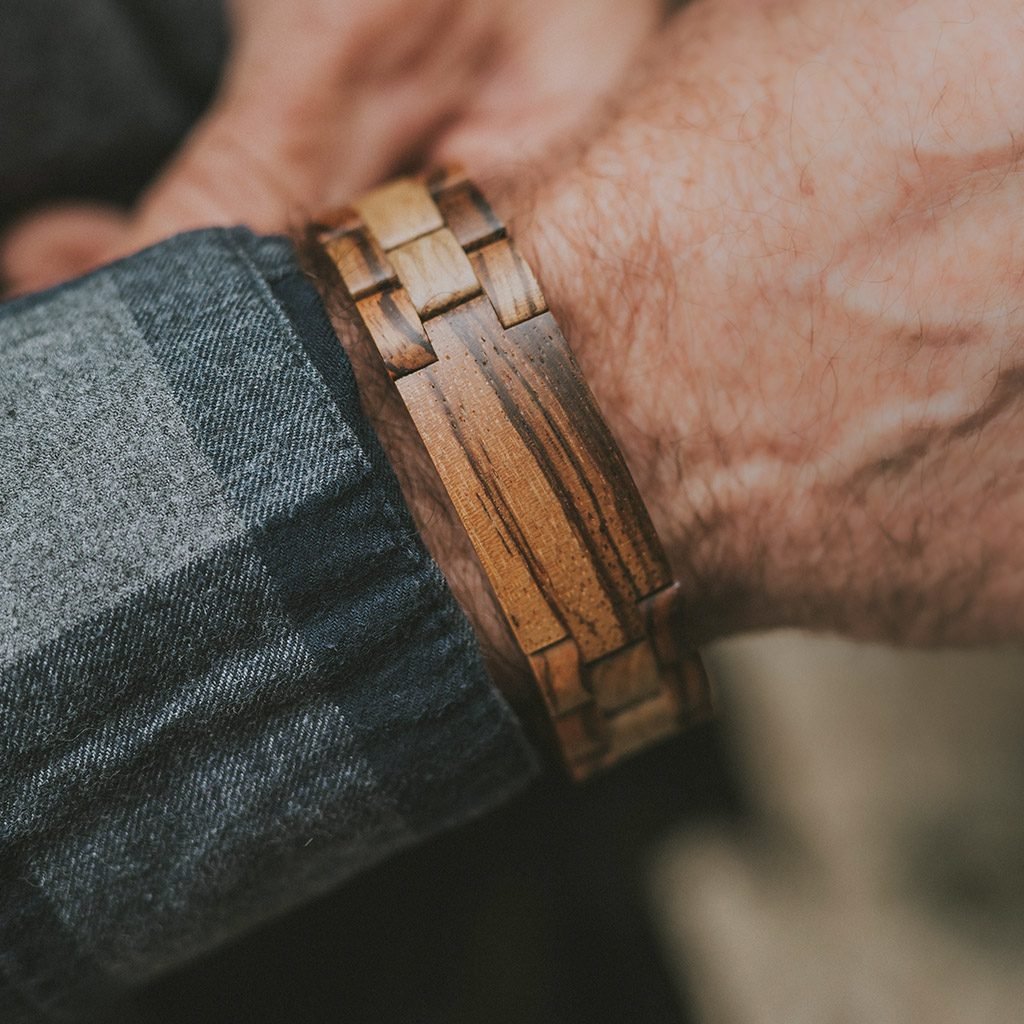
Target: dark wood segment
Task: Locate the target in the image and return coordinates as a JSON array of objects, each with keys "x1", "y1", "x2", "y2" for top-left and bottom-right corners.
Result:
[
  {"x1": 425, "y1": 165, "x2": 467, "y2": 195},
  {"x1": 324, "y1": 228, "x2": 397, "y2": 299},
  {"x1": 565, "y1": 660, "x2": 713, "y2": 780},
  {"x1": 434, "y1": 180, "x2": 506, "y2": 250},
  {"x1": 503, "y1": 313, "x2": 670, "y2": 609},
  {"x1": 411, "y1": 296, "x2": 646, "y2": 661},
  {"x1": 640, "y1": 582, "x2": 685, "y2": 668},
  {"x1": 553, "y1": 704, "x2": 609, "y2": 771},
  {"x1": 389, "y1": 228, "x2": 482, "y2": 319},
  {"x1": 528, "y1": 637, "x2": 589, "y2": 715},
  {"x1": 314, "y1": 204, "x2": 362, "y2": 236},
  {"x1": 638, "y1": 585, "x2": 712, "y2": 714},
  {"x1": 395, "y1": 323, "x2": 569, "y2": 651},
  {"x1": 676, "y1": 651, "x2": 715, "y2": 719},
  {"x1": 588, "y1": 640, "x2": 662, "y2": 712},
  {"x1": 469, "y1": 239, "x2": 547, "y2": 327},
  {"x1": 356, "y1": 289, "x2": 437, "y2": 380},
  {"x1": 355, "y1": 178, "x2": 444, "y2": 249}
]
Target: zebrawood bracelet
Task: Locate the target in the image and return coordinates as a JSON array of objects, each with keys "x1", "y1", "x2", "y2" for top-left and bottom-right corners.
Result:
[{"x1": 316, "y1": 169, "x2": 712, "y2": 781}]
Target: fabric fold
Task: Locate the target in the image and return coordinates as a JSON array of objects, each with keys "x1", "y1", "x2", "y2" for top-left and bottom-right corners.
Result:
[{"x1": 0, "y1": 229, "x2": 537, "y2": 1022}]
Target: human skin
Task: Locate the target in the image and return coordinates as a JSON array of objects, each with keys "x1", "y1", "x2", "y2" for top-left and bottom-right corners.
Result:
[
  {"x1": 0, "y1": 0, "x2": 658, "y2": 291},
  {"x1": 520, "y1": 0, "x2": 1024, "y2": 648},
  {"x1": 308, "y1": 0, "x2": 1024, "y2": 710},
  {"x1": 6, "y1": 0, "x2": 1024, "y2": 671}
]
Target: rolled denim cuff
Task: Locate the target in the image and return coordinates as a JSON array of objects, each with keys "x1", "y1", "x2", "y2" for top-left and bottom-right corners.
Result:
[{"x1": 0, "y1": 228, "x2": 538, "y2": 1021}]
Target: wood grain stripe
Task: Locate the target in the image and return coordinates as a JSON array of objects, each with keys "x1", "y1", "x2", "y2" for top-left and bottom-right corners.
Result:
[
  {"x1": 470, "y1": 239, "x2": 547, "y2": 327},
  {"x1": 324, "y1": 228, "x2": 397, "y2": 299},
  {"x1": 356, "y1": 289, "x2": 436, "y2": 380},
  {"x1": 324, "y1": 169, "x2": 714, "y2": 779}
]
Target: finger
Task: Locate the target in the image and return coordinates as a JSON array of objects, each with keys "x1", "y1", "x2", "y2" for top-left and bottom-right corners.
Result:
[
  {"x1": 2, "y1": 96, "x2": 332, "y2": 297},
  {"x1": 0, "y1": 204, "x2": 130, "y2": 297},
  {"x1": 101, "y1": 99, "x2": 316, "y2": 253},
  {"x1": 434, "y1": 0, "x2": 662, "y2": 175}
]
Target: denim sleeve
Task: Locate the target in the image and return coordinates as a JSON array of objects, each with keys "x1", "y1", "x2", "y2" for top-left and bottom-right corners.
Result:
[{"x1": 0, "y1": 228, "x2": 539, "y2": 1022}]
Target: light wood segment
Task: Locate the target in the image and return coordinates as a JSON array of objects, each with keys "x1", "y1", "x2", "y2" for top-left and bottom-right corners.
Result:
[
  {"x1": 354, "y1": 178, "x2": 443, "y2": 250},
  {"x1": 395, "y1": 315, "x2": 568, "y2": 655},
  {"x1": 435, "y1": 180, "x2": 506, "y2": 250},
  {"x1": 389, "y1": 229, "x2": 481, "y2": 319},
  {"x1": 528, "y1": 637, "x2": 589, "y2": 715},
  {"x1": 411, "y1": 296, "x2": 642, "y2": 660},
  {"x1": 356, "y1": 289, "x2": 436, "y2": 380},
  {"x1": 470, "y1": 239, "x2": 547, "y2": 328},
  {"x1": 323, "y1": 228, "x2": 396, "y2": 299},
  {"x1": 676, "y1": 650, "x2": 715, "y2": 717},
  {"x1": 587, "y1": 640, "x2": 662, "y2": 712}
]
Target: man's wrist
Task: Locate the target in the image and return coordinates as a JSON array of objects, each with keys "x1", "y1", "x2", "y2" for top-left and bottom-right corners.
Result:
[
  {"x1": 512, "y1": 170, "x2": 744, "y2": 647},
  {"x1": 307, "y1": 170, "x2": 718, "y2": 771},
  {"x1": 514, "y1": 0, "x2": 1024, "y2": 650},
  {"x1": 316, "y1": 0, "x2": 1024, "y2": 657},
  {"x1": 298, "y1": 161, "x2": 726, "y2": 733}
]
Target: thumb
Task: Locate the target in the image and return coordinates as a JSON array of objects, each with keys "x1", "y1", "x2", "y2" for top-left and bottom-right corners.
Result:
[
  {"x1": 1, "y1": 76, "x2": 354, "y2": 297},
  {"x1": 0, "y1": 204, "x2": 130, "y2": 297},
  {"x1": 112, "y1": 94, "x2": 326, "y2": 247},
  {"x1": 0, "y1": 99, "x2": 309, "y2": 298}
]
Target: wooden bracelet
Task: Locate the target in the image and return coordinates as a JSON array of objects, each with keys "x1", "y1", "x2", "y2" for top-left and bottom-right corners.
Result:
[{"x1": 316, "y1": 169, "x2": 712, "y2": 781}]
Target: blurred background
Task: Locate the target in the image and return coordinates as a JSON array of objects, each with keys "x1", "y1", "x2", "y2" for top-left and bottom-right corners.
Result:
[{"x1": 128, "y1": 634, "x2": 1024, "y2": 1024}]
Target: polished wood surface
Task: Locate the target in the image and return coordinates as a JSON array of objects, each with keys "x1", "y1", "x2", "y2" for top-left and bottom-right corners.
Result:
[
  {"x1": 322, "y1": 227, "x2": 396, "y2": 299},
  {"x1": 319, "y1": 171, "x2": 712, "y2": 780},
  {"x1": 468, "y1": 238, "x2": 547, "y2": 327}
]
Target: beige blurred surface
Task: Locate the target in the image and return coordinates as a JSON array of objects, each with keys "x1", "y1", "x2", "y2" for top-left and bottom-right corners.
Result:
[{"x1": 649, "y1": 633, "x2": 1024, "y2": 1024}]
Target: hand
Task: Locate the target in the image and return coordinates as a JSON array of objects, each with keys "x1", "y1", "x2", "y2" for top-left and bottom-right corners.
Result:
[
  {"x1": 512, "y1": 0, "x2": 1024, "y2": 647},
  {"x1": 0, "y1": 0, "x2": 658, "y2": 295}
]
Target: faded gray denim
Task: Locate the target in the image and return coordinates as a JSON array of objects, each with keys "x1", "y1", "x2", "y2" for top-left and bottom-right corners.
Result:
[{"x1": 0, "y1": 229, "x2": 538, "y2": 1021}]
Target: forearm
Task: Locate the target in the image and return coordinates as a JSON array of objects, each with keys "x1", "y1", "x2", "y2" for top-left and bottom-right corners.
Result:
[{"x1": 517, "y1": 0, "x2": 1024, "y2": 645}]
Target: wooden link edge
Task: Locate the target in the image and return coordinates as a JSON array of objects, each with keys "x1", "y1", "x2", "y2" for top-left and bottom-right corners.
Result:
[
  {"x1": 316, "y1": 167, "x2": 715, "y2": 781},
  {"x1": 530, "y1": 582, "x2": 715, "y2": 779}
]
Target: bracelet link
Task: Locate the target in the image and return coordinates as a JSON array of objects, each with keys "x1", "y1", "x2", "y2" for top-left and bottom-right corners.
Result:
[{"x1": 318, "y1": 170, "x2": 713, "y2": 779}]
